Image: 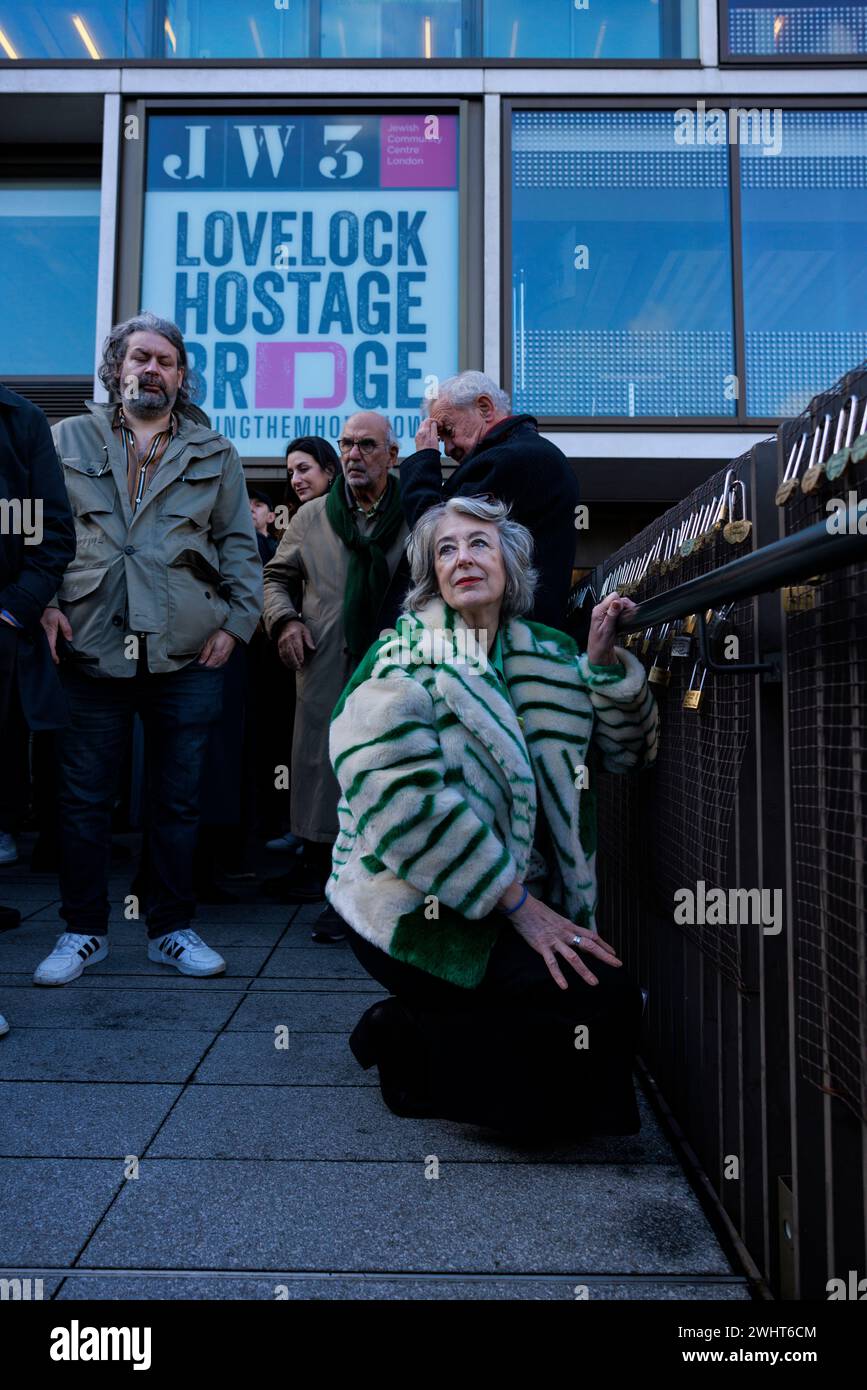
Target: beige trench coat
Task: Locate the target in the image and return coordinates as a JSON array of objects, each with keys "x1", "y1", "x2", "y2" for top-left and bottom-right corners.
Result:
[{"x1": 262, "y1": 489, "x2": 408, "y2": 842}]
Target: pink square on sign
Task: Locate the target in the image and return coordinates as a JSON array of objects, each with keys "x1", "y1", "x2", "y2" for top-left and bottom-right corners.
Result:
[{"x1": 380, "y1": 115, "x2": 457, "y2": 189}]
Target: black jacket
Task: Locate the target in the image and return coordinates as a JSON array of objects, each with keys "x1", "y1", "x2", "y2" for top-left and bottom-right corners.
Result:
[
  {"x1": 0, "y1": 384, "x2": 76, "y2": 729},
  {"x1": 399, "y1": 415, "x2": 580, "y2": 630}
]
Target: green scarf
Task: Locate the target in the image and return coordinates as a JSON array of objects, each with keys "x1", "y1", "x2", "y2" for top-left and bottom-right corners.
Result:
[{"x1": 325, "y1": 474, "x2": 405, "y2": 661}]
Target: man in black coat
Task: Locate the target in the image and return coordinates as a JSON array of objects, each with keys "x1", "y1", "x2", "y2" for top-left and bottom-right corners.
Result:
[
  {"x1": 399, "y1": 370, "x2": 580, "y2": 630},
  {"x1": 0, "y1": 383, "x2": 76, "y2": 954}
]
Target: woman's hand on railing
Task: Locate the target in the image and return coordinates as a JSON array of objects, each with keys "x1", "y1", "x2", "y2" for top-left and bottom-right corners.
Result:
[
  {"x1": 586, "y1": 592, "x2": 639, "y2": 667},
  {"x1": 499, "y1": 887, "x2": 623, "y2": 989}
]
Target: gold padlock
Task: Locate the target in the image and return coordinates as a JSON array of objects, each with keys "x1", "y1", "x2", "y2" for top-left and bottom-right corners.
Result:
[
  {"x1": 682, "y1": 613, "x2": 698, "y2": 635},
  {"x1": 649, "y1": 663, "x2": 672, "y2": 687},
  {"x1": 775, "y1": 478, "x2": 800, "y2": 506},
  {"x1": 776, "y1": 430, "x2": 808, "y2": 506},
  {"x1": 723, "y1": 479, "x2": 752, "y2": 544},
  {"x1": 802, "y1": 411, "x2": 836, "y2": 494},
  {"x1": 683, "y1": 659, "x2": 707, "y2": 711},
  {"x1": 801, "y1": 469, "x2": 824, "y2": 495},
  {"x1": 827, "y1": 395, "x2": 865, "y2": 481},
  {"x1": 782, "y1": 585, "x2": 817, "y2": 614},
  {"x1": 796, "y1": 417, "x2": 825, "y2": 495}
]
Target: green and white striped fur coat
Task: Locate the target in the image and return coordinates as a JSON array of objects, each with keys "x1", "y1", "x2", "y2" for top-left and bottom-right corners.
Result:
[{"x1": 327, "y1": 598, "x2": 659, "y2": 988}]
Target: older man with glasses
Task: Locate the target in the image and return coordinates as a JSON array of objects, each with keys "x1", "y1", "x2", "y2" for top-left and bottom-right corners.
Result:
[{"x1": 262, "y1": 412, "x2": 408, "y2": 941}]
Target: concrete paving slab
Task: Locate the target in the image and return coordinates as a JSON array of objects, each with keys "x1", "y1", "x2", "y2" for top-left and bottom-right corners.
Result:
[
  {"x1": 0, "y1": 1082, "x2": 181, "y2": 1157},
  {"x1": 0, "y1": 1028, "x2": 214, "y2": 1083},
  {"x1": 148, "y1": 1085, "x2": 673, "y2": 1164},
  {"x1": 248, "y1": 977, "x2": 384, "y2": 993},
  {"x1": 0, "y1": 974, "x2": 255, "y2": 992},
  {"x1": 192, "y1": 1032, "x2": 374, "y2": 1086},
  {"x1": 0, "y1": 988, "x2": 246, "y2": 1031},
  {"x1": 226, "y1": 991, "x2": 386, "y2": 1032},
  {"x1": 186, "y1": 905, "x2": 322, "y2": 924},
  {"x1": 78, "y1": 1159, "x2": 735, "y2": 1275},
  {"x1": 8, "y1": 919, "x2": 292, "y2": 952},
  {"x1": 0, "y1": 891, "x2": 61, "y2": 910},
  {"x1": 0, "y1": 1159, "x2": 123, "y2": 1266},
  {"x1": 52, "y1": 1273, "x2": 752, "y2": 1300},
  {"x1": 0, "y1": 844, "x2": 750, "y2": 1299},
  {"x1": 259, "y1": 947, "x2": 368, "y2": 979},
  {"x1": 0, "y1": 1273, "x2": 64, "y2": 1299}
]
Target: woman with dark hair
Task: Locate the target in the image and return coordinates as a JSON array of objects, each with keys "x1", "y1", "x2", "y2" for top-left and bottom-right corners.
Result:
[{"x1": 282, "y1": 436, "x2": 338, "y2": 524}]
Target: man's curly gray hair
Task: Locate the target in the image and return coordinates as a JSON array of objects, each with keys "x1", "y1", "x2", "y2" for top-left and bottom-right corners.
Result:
[
  {"x1": 404, "y1": 496, "x2": 538, "y2": 619},
  {"x1": 98, "y1": 312, "x2": 202, "y2": 412},
  {"x1": 423, "y1": 370, "x2": 510, "y2": 418}
]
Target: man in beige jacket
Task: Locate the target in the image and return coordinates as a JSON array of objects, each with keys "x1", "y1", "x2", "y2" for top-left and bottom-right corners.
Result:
[
  {"x1": 263, "y1": 412, "x2": 408, "y2": 941},
  {"x1": 33, "y1": 312, "x2": 263, "y2": 986}
]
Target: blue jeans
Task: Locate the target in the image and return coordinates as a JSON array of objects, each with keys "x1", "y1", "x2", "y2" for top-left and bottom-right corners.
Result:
[{"x1": 56, "y1": 656, "x2": 224, "y2": 938}]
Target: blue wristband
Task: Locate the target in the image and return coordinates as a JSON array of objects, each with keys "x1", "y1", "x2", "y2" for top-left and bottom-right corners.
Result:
[{"x1": 501, "y1": 885, "x2": 529, "y2": 916}]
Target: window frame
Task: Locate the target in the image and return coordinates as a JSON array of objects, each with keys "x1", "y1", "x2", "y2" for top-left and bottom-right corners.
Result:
[
  {"x1": 115, "y1": 96, "x2": 482, "y2": 473},
  {"x1": 718, "y1": 0, "x2": 867, "y2": 65},
  {"x1": 501, "y1": 95, "x2": 867, "y2": 431}
]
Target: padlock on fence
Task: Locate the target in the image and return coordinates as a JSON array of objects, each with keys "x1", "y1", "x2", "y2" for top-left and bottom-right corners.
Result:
[
  {"x1": 776, "y1": 429, "x2": 808, "y2": 506},
  {"x1": 683, "y1": 660, "x2": 707, "y2": 711},
  {"x1": 800, "y1": 411, "x2": 833, "y2": 495},
  {"x1": 826, "y1": 395, "x2": 866, "y2": 481},
  {"x1": 782, "y1": 580, "x2": 820, "y2": 614},
  {"x1": 723, "y1": 479, "x2": 752, "y2": 545}
]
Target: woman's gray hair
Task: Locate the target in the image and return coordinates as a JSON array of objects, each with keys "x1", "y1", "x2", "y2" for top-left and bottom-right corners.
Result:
[
  {"x1": 425, "y1": 370, "x2": 511, "y2": 417},
  {"x1": 404, "y1": 496, "x2": 538, "y2": 619},
  {"x1": 98, "y1": 312, "x2": 202, "y2": 413}
]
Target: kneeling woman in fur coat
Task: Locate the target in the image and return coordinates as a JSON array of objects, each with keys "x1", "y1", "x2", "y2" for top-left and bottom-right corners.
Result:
[{"x1": 327, "y1": 496, "x2": 659, "y2": 1137}]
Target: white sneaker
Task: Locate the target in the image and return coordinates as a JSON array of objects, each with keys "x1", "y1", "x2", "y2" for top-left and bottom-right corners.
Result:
[
  {"x1": 265, "y1": 832, "x2": 303, "y2": 853},
  {"x1": 33, "y1": 933, "x2": 109, "y2": 986},
  {"x1": 0, "y1": 833, "x2": 18, "y2": 865},
  {"x1": 147, "y1": 928, "x2": 225, "y2": 977},
  {"x1": 0, "y1": 1014, "x2": 8, "y2": 1037}
]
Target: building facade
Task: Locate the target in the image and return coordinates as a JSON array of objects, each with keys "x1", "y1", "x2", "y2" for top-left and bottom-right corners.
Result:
[{"x1": 1, "y1": 0, "x2": 866, "y2": 558}]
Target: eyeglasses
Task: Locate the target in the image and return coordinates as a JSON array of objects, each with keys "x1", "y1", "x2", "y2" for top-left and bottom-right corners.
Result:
[{"x1": 338, "y1": 436, "x2": 380, "y2": 456}]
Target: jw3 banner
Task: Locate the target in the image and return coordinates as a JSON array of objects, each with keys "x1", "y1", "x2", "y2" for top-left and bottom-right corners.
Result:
[{"x1": 141, "y1": 113, "x2": 460, "y2": 456}]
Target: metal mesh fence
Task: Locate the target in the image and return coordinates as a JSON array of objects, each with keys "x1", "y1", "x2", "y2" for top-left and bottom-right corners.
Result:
[
  {"x1": 595, "y1": 457, "x2": 758, "y2": 989},
  {"x1": 779, "y1": 362, "x2": 867, "y2": 1121}
]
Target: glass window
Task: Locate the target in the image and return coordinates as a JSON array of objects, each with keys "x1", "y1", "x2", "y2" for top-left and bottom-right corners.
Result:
[
  {"x1": 0, "y1": 184, "x2": 100, "y2": 375},
  {"x1": 726, "y1": 1, "x2": 867, "y2": 57},
  {"x1": 141, "y1": 113, "x2": 460, "y2": 457},
  {"x1": 320, "y1": 0, "x2": 468, "y2": 58},
  {"x1": 0, "y1": 2, "x2": 148, "y2": 59},
  {"x1": 161, "y1": 1, "x2": 309, "y2": 60},
  {"x1": 510, "y1": 110, "x2": 736, "y2": 419},
  {"x1": 0, "y1": 0, "x2": 705, "y2": 60},
  {"x1": 486, "y1": 0, "x2": 699, "y2": 60},
  {"x1": 741, "y1": 110, "x2": 867, "y2": 417}
]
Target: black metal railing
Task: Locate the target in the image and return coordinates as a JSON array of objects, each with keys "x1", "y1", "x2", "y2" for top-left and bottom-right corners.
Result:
[{"x1": 593, "y1": 361, "x2": 867, "y2": 1301}]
